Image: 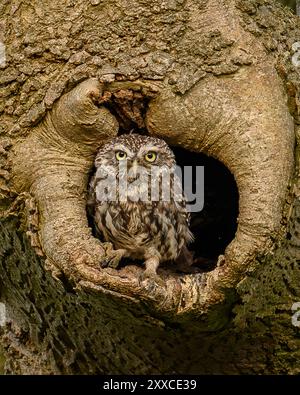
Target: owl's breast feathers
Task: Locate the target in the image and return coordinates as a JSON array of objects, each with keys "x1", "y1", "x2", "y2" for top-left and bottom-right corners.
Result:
[{"x1": 92, "y1": 197, "x2": 193, "y2": 262}]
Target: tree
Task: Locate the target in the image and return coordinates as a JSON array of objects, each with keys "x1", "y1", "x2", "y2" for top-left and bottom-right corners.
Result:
[
  {"x1": 0, "y1": 0, "x2": 299, "y2": 374},
  {"x1": 278, "y1": 0, "x2": 297, "y2": 13}
]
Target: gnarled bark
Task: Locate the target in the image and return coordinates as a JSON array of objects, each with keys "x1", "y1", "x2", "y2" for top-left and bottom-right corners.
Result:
[{"x1": 0, "y1": 0, "x2": 300, "y2": 374}]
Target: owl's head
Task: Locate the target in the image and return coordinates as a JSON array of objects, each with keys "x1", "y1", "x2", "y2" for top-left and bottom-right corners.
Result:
[{"x1": 95, "y1": 134, "x2": 176, "y2": 172}]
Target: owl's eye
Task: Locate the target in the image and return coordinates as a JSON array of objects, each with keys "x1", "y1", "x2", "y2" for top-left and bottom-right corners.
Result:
[
  {"x1": 115, "y1": 151, "x2": 127, "y2": 160},
  {"x1": 144, "y1": 151, "x2": 157, "y2": 163}
]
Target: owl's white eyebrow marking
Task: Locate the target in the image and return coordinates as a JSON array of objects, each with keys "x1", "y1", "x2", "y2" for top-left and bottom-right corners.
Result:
[
  {"x1": 138, "y1": 145, "x2": 160, "y2": 155},
  {"x1": 113, "y1": 145, "x2": 134, "y2": 157}
]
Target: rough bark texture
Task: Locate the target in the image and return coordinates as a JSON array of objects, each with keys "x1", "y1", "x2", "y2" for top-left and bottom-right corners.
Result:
[{"x1": 0, "y1": 0, "x2": 300, "y2": 374}]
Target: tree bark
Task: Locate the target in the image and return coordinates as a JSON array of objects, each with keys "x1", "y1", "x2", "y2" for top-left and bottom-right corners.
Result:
[
  {"x1": 278, "y1": 0, "x2": 297, "y2": 12},
  {"x1": 0, "y1": 0, "x2": 300, "y2": 374}
]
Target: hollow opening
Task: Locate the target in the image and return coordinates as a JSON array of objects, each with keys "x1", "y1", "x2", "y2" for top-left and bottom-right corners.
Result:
[
  {"x1": 87, "y1": 136, "x2": 239, "y2": 274},
  {"x1": 173, "y1": 147, "x2": 239, "y2": 271},
  {"x1": 89, "y1": 88, "x2": 239, "y2": 274}
]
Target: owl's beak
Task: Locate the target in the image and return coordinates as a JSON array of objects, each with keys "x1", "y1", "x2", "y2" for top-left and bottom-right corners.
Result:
[{"x1": 128, "y1": 159, "x2": 139, "y2": 183}]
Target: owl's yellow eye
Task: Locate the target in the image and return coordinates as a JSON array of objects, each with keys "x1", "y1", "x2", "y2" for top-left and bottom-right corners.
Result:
[
  {"x1": 144, "y1": 151, "x2": 157, "y2": 163},
  {"x1": 115, "y1": 151, "x2": 127, "y2": 160}
]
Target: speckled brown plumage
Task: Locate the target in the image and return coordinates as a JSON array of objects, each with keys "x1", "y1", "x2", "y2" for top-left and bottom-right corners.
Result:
[{"x1": 88, "y1": 133, "x2": 193, "y2": 281}]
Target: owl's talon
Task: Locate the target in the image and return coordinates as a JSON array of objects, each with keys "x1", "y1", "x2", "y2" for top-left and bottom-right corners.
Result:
[
  {"x1": 107, "y1": 260, "x2": 120, "y2": 269},
  {"x1": 100, "y1": 248, "x2": 126, "y2": 269},
  {"x1": 100, "y1": 258, "x2": 109, "y2": 268},
  {"x1": 139, "y1": 270, "x2": 164, "y2": 287},
  {"x1": 102, "y1": 242, "x2": 114, "y2": 254}
]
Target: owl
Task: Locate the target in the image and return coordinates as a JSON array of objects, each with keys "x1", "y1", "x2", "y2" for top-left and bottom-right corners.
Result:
[{"x1": 88, "y1": 133, "x2": 193, "y2": 283}]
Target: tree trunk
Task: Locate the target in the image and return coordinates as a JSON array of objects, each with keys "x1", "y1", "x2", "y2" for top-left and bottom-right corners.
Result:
[
  {"x1": 278, "y1": 0, "x2": 297, "y2": 12},
  {"x1": 0, "y1": 0, "x2": 300, "y2": 374}
]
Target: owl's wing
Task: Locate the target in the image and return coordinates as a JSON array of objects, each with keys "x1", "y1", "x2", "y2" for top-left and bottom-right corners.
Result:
[
  {"x1": 87, "y1": 174, "x2": 105, "y2": 239},
  {"x1": 171, "y1": 171, "x2": 191, "y2": 222},
  {"x1": 169, "y1": 170, "x2": 193, "y2": 245},
  {"x1": 87, "y1": 174, "x2": 96, "y2": 213}
]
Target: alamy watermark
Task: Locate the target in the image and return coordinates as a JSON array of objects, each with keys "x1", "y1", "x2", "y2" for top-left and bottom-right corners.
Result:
[
  {"x1": 0, "y1": 42, "x2": 6, "y2": 68},
  {"x1": 292, "y1": 42, "x2": 300, "y2": 67},
  {"x1": 94, "y1": 163, "x2": 204, "y2": 213},
  {"x1": 0, "y1": 303, "x2": 6, "y2": 327},
  {"x1": 292, "y1": 302, "x2": 300, "y2": 328}
]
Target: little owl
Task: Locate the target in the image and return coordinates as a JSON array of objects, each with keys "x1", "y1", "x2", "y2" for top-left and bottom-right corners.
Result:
[{"x1": 88, "y1": 133, "x2": 193, "y2": 282}]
